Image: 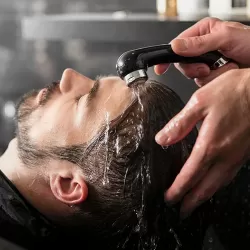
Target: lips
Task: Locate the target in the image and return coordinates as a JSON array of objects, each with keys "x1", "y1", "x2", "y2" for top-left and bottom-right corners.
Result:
[{"x1": 36, "y1": 88, "x2": 47, "y2": 104}]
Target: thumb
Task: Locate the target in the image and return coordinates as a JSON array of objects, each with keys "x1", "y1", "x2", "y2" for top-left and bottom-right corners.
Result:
[{"x1": 171, "y1": 32, "x2": 223, "y2": 57}]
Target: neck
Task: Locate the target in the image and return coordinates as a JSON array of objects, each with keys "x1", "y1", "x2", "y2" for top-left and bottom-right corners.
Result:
[
  {"x1": 0, "y1": 138, "x2": 71, "y2": 223},
  {"x1": 0, "y1": 138, "x2": 39, "y2": 205},
  {"x1": 0, "y1": 138, "x2": 23, "y2": 180}
]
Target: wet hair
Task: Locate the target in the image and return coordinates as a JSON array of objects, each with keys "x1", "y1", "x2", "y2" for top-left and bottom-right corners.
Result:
[{"x1": 17, "y1": 79, "x2": 211, "y2": 249}]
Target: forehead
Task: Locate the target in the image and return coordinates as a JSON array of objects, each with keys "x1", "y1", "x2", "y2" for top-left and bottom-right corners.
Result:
[
  {"x1": 96, "y1": 76, "x2": 130, "y2": 100},
  {"x1": 101, "y1": 76, "x2": 125, "y2": 84}
]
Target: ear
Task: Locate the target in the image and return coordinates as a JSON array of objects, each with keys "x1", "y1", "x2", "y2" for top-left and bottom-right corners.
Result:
[{"x1": 50, "y1": 171, "x2": 88, "y2": 206}]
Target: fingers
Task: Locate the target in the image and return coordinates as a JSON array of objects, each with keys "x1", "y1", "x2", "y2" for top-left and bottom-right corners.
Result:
[
  {"x1": 174, "y1": 62, "x2": 239, "y2": 86},
  {"x1": 176, "y1": 17, "x2": 221, "y2": 39},
  {"x1": 154, "y1": 64, "x2": 170, "y2": 75},
  {"x1": 163, "y1": 113, "x2": 216, "y2": 205},
  {"x1": 153, "y1": 17, "x2": 221, "y2": 76},
  {"x1": 225, "y1": 21, "x2": 247, "y2": 29},
  {"x1": 154, "y1": 18, "x2": 247, "y2": 76},
  {"x1": 164, "y1": 137, "x2": 212, "y2": 204},
  {"x1": 171, "y1": 32, "x2": 225, "y2": 57},
  {"x1": 174, "y1": 63, "x2": 210, "y2": 80},
  {"x1": 172, "y1": 17, "x2": 223, "y2": 56},
  {"x1": 180, "y1": 163, "x2": 225, "y2": 218},
  {"x1": 179, "y1": 162, "x2": 240, "y2": 219},
  {"x1": 195, "y1": 62, "x2": 239, "y2": 86},
  {"x1": 172, "y1": 23, "x2": 250, "y2": 58},
  {"x1": 155, "y1": 92, "x2": 205, "y2": 145}
]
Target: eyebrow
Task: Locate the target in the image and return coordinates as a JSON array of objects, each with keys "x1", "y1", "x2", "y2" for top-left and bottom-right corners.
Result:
[
  {"x1": 87, "y1": 78, "x2": 101, "y2": 103},
  {"x1": 86, "y1": 74, "x2": 116, "y2": 104}
]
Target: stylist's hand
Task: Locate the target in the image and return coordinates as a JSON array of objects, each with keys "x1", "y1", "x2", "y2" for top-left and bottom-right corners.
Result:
[
  {"x1": 155, "y1": 68, "x2": 250, "y2": 218},
  {"x1": 155, "y1": 17, "x2": 250, "y2": 86}
]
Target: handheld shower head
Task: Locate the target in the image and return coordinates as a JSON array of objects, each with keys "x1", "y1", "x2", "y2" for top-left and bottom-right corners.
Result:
[{"x1": 116, "y1": 44, "x2": 230, "y2": 86}]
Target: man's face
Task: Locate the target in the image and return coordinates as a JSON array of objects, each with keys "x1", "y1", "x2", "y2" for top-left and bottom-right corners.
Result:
[{"x1": 16, "y1": 69, "x2": 135, "y2": 147}]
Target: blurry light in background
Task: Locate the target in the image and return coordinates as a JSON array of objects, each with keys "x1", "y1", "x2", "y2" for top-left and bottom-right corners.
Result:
[
  {"x1": 63, "y1": 40, "x2": 86, "y2": 61},
  {"x1": 64, "y1": 1, "x2": 88, "y2": 13},
  {"x1": 31, "y1": 0, "x2": 47, "y2": 14},
  {"x1": 3, "y1": 101, "x2": 16, "y2": 119}
]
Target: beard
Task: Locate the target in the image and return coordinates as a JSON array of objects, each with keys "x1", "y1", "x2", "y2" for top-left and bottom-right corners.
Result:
[
  {"x1": 14, "y1": 81, "x2": 85, "y2": 169},
  {"x1": 15, "y1": 81, "x2": 60, "y2": 167},
  {"x1": 15, "y1": 89, "x2": 39, "y2": 123},
  {"x1": 16, "y1": 81, "x2": 60, "y2": 124}
]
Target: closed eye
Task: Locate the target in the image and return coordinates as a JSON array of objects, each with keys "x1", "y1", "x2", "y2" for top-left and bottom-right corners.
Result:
[
  {"x1": 76, "y1": 78, "x2": 102, "y2": 105},
  {"x1": 75, "y1": 95, "x2": 82, "y2": 104}
]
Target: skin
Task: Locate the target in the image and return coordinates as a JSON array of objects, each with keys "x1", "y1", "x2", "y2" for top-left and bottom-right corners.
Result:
[
  {"x1": 0, "y1": 69, "x2": 134, "y2": 221},
  {"x1": 154, "y1": 17, "x2": 250, "y2": 218}
]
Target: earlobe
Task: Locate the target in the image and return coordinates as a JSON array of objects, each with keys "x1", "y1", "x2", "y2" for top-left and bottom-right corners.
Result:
[{"x1": 50, "y1": 174, "x2": 88, "y2": 206}]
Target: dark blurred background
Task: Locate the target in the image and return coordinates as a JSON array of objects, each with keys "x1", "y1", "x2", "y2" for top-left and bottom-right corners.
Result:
[{"x1": 0, "y1": 0, "x2": 248, "y2": 153}]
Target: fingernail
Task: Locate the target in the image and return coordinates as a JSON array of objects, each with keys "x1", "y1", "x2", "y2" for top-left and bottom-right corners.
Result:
[
  {"x1": 155, "y1": 133, "x2": 169, "y2": 145},
  {"x1": 174, "y1": 39, "x2": 188, "y2": 51}
]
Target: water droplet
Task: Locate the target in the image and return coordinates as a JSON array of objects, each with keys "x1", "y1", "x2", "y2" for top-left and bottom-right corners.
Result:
[
  {"x1": 103, "y1": 112, "x2": 110, "y2": 185},
  {"x1": 169, "y1": 228, "x2": 182, "y2": 248}
]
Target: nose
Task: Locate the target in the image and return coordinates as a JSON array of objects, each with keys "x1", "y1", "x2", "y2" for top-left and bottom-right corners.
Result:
[{"x1": 59, "y1": 68, "x2": 93, "y2": 94}]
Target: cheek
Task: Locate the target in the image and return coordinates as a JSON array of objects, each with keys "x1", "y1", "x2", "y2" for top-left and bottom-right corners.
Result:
[
  {"x1": 100, "y1": 93, "x2": 134, "y2": 120},
  {"x1": 74, "y1": 104, "x2": 106, "y2": 143},
  {"x1": 28, "y1": 105, "x2": 75, "y2": 146}
]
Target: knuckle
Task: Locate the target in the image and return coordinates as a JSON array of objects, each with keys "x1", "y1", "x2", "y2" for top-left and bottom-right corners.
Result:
[
  {"x1": 222, "y1": 24, "x2": 232, "y2": 34},
  {"x1": 226, "y1": 21, "x2": 245, "y2": 28},
  {"x1": 221, "y1": 26, "x2": 234, "y2": 50},
  {"x1": 205, "y1": 145, "x2": 218, "y2": 160},
  {"x1": 194, "y1": 141, "x2": 218, "y2": 166},
  {"x1": 191, "y1": 90, "x2": 204, "y2": 107},
  {"x1": 210, "y1": 17, "x2": 221, "y2": 22},
  {"x1": 201, "y1": 17, "x2": 220, "y2": 25},
  {"x1": 201, "y1": 17, "x2": 211, "y2": 22},
  {"x1": 192, "y1": 36, "x2": 206, "y2": 48}
]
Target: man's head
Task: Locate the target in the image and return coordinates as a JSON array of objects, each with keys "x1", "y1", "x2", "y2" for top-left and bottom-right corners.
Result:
[{"x1": 10, "y1": 69, "x2": 205, "y2": 249}]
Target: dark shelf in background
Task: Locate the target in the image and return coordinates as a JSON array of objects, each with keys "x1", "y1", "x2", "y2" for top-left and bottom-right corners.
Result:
[{"x1": 22, "y1": 13, "x2": 250, "y2": 42}]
